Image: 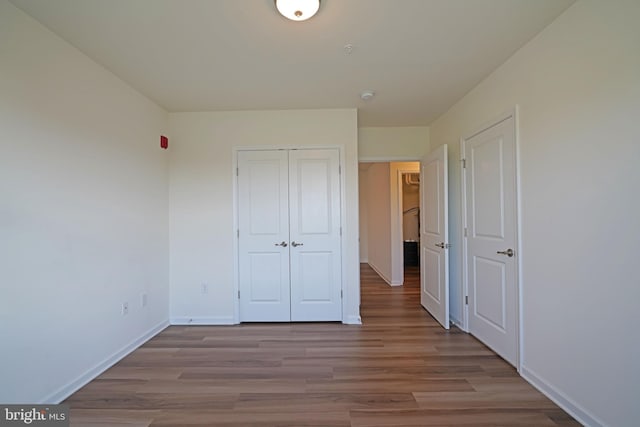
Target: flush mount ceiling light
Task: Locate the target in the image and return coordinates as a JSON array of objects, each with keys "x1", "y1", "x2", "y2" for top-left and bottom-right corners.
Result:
[{"x1": 275, "y1": 0, "x2": 321, "y2": 21}]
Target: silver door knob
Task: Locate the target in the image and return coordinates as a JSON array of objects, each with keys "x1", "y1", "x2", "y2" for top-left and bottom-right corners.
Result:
[
  {"x1": 275, "y1": 241, "x2": 288, "y2": 247},
  {"x1": 291, "y1": 241, "x2": 303, "y2": 247},
  {"x1": 497, "y1": 248, "x2": 515, "y2": 257}
]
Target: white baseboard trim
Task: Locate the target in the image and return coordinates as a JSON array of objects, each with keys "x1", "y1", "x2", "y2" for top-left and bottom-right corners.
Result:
[
  {"x1": 42, "y1": 319, "x2": 169, "y2": 404},
  {"x1": 367, "y1": 262, "x2": 393, "y2": 286},
  {"x1": 343, "y1": 315, "x2": 362, "y2": 325},
  {"x1": 520, "y1": 365, "x2": 604, "y2": 427},
  {"x1": 170, "y1": 316, "x2": 236, "y2": 325}
]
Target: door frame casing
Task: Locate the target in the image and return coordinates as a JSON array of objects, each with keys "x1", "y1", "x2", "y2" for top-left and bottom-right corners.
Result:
[
  {"x1": 392, "y1": 164, "x2": 421, "y2": 285},
  {"x1": 232, "y1": 145, "x2": 348, "y2": 324},
  {"x1": 460, "y1": 106, "x2": 523, "y2": 370}
]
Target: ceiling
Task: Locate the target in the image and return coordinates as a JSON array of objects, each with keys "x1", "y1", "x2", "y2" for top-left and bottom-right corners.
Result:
[{"x1": 10, "y1": 0, "x2": 574, "y2": 126}]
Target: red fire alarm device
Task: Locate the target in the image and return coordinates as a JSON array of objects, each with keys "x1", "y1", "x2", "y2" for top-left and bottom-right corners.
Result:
[{"x1": 160, "y1": 135, "x2": 168, "y2": 149}]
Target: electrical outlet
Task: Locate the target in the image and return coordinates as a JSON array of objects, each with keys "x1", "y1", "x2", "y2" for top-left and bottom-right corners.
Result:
[
  {"x1": 141, "y1": 293, "x2": 147, "y2": 307},
  {"x1": 201, "y1": 283, "x2": 208, "y2": 294},
  {"x1": 121, "y1": 302, "x2": 129, "y2": 315}
]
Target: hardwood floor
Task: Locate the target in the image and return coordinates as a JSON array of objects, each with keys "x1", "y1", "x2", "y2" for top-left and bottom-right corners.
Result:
[{"x1": 64, "y1": 264, "x2": 578, "y2": 426}]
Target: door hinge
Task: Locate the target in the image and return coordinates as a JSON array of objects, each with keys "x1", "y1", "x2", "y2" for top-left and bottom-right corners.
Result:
[
  {"x1": 464, "y1": 227, "x2": 468, "y2": 237},
  {"x1": 238, "y1": 290, "x2": 241, "y2": 299},
  {"x1": 237, "y1": 229, "x2": 240, "y2": 238},
  {"x1": 340, "y1": 227, "x2": 342, "y2": 236},
  {"x1": 338, "y1": 165, "x2": 341, "y2": 175},
  {"x1": 465, "y1": 295, "x2": 469, "y2": 305},
  {"x1": 461, "y1": 159, "x2": 466, "y2": 169},
  {"x1": 340, "y1": 290, "x2": 343, "y2": 299},
  {"x1": 236, "y1": 167, "x2": 239, "y2": 176}
]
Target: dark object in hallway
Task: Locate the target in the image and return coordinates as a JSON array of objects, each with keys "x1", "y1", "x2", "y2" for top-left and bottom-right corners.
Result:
[{"x1": 404, "y1": 240, "x2": 419, "y2": 266}]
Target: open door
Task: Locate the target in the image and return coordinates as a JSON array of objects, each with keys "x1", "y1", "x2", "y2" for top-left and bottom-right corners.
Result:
[{"x1": 420, "y1": 145, "x2": 449, "y2": 329}]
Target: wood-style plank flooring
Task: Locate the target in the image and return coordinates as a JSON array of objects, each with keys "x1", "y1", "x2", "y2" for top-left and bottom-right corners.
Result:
[{"x1": 65, "y1": 264, "x2": 578, "y2": 426}]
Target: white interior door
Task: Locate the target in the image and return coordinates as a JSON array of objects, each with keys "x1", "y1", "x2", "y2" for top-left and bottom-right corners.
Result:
[
  {"x1": 464, "y1": 115, "x2": 518, "y2": 366},
  {"x1": 238, "y1": 149, "x2": 343, "y2": 322},
  {"x1": 289, "y1": 149, "x2": 342, "y2": 321},
  {"x1": 420, "y1": 145, "x2": 449, "y2": 329},
  {"x1": 238, "y1": 150, "x2": 291, "y2": 321}
]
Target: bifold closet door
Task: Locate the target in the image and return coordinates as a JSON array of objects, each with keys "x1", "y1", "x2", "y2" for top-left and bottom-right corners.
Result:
[
  {"x1": 238, "y1": 150, "x2": 291, "y2": 322},
  {"x1": 237, "y1": 149, "x2": 343, "y2": 322}
]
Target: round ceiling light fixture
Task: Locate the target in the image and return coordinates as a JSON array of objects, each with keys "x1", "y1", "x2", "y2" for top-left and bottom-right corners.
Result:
[{"x1": 275, "y1": 0, "x2": 321, "y2": 22}]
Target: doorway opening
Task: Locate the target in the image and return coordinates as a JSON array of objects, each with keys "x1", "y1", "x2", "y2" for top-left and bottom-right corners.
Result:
[
  {"x1": 401, "y1": 171, "x2": 420, "y2": 270},
  {"x1": 358, "y1": 161, "x2": 420, "y2": 290}
]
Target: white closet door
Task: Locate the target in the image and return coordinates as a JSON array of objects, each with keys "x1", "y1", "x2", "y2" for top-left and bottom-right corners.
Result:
[
  {"x1": 464, "y1": 116, "x2": 518, "y2": 366},
  {"x1": 238, "y1": 150, "x2": 291, "y2": 322},
  {"x1": 288, "y1": 149, "x2": 342, "y2": 321}
]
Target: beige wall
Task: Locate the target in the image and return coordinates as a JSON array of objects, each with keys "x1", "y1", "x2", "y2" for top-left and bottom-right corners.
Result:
[
  {"x1": 358, "y1": 168, "x2": 369, "y2": 263},
  {"x1": 358, "y1": 126, "x2": 429, "y2": 161},
  {"x1": 364, "y1": 163, "x2": 392, "y2": 283},
  {"x1": 168, "y1": 109, "x2": 361, "y2": 325},
  {"x1": 389, "y1": 162, "x2": 420, "y2": 284},
  {"x1": 429, "y1": 1, "x2": 640, "y2": 425}
]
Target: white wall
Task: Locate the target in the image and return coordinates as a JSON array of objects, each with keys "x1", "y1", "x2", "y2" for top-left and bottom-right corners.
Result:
[
  {"x1": 429, "y1": 1, "x2": 640, "y2": 425},
  {"x1": 0, "y1": 0, "x2": 170, "y2": 404},
  {"x1": 363, "y1": 163, "x2": 392, "y2": 283},
  {"x1": 168, "y1": 109, "x2": 360, "y2": 324},
  {"x1": 358, "y1": 126, "x2": 429, "y2": 161}
]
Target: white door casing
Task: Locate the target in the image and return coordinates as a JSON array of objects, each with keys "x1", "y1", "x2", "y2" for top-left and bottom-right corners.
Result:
[
  {"x1": 463, "y1": 114, "x2": 519, "y2": 366},
  {"x1": 420, "y1": 145, "x2": 450, "y2": 329},
  {"x1": 238, "y1": 149, "x2": 343, "y2": 322},
  {"x1": 238, "y1": 150, "x2": 291, "y2": 321}
]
